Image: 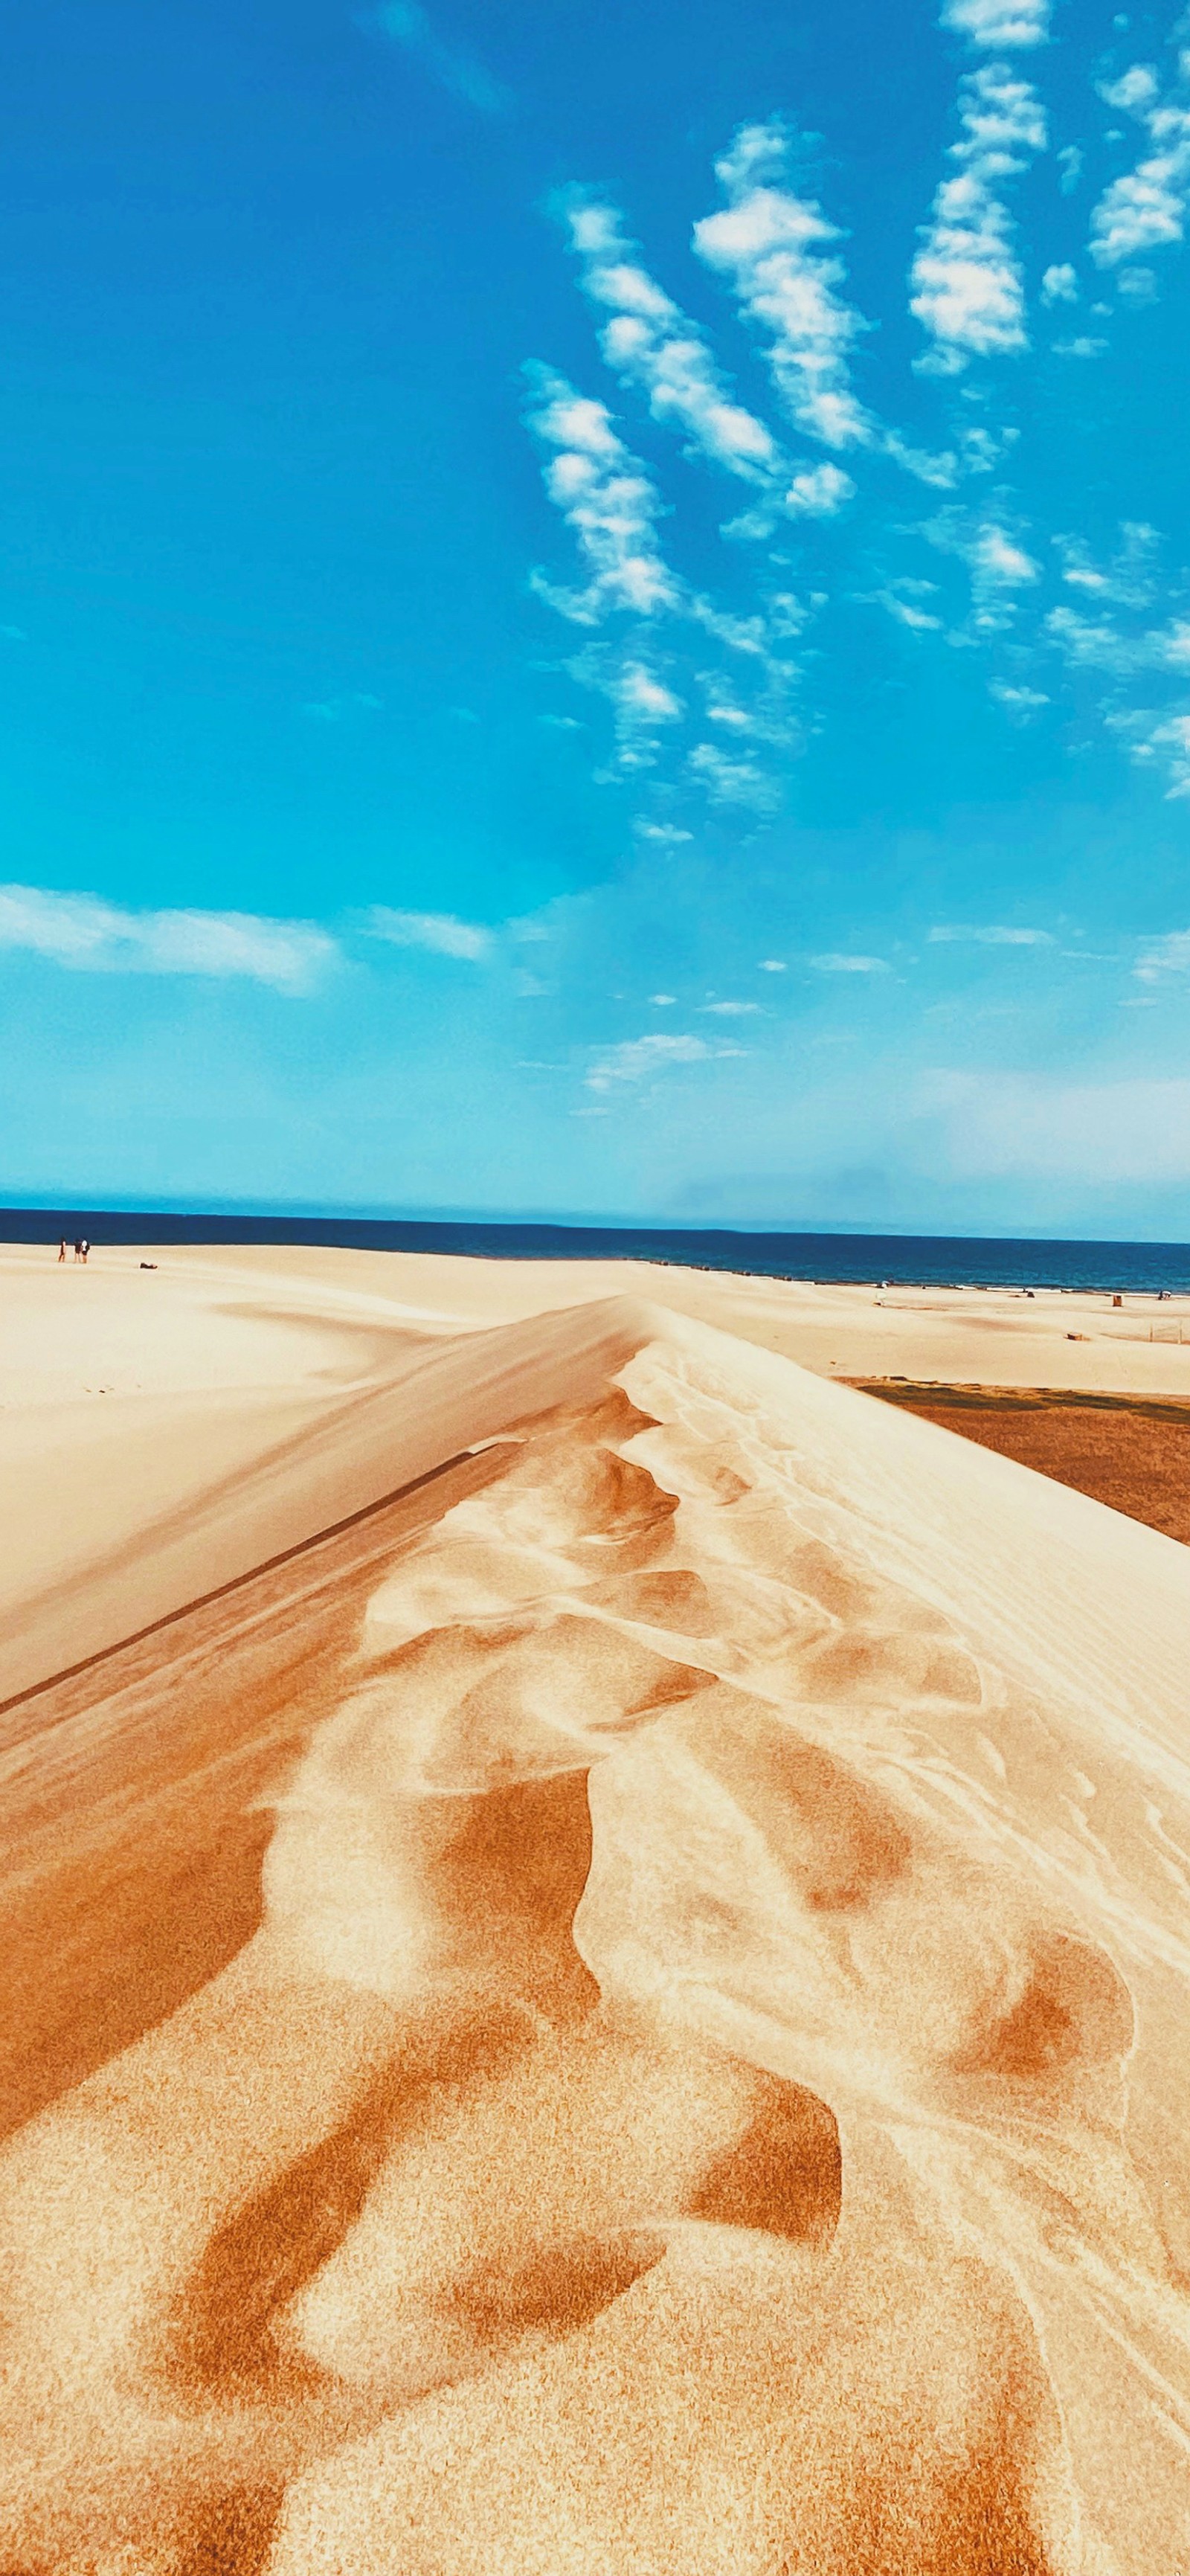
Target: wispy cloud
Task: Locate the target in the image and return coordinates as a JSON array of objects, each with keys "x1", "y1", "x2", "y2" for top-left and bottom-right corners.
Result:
[
  {"x1": 587, "y1": 1031, "x2": 721, "y2": 1091},
  {"x1": 571, "y1": 650, "x2": 686, "y2": 771},
  {"x1": 0, "y1": 884, "x2": 337, "y2": 992},
  {"x1": 870, "y1": 585, "x2": 944, "y2": 633},
  {"x1": 694, "y1": 122, "x2": 874, "y2": 452},
  {"x1": 360, "y1": 1, "x2": 510, "y2": 114},
  {"x1": 363, "y1": 906, "x2": 493, "y2": 960},
  {"x1": 810, "y1": 951, "x2": 890, "y2": 972},
  {"x1": 688, "y1": 740, "x2": 779, "y2": 810},
  {"x1": 924, "y1": 510, "x2": 1041, "y2": 630},
  {"x1": 1134, "y1": 927, "x2": 1190, "y2": 978},
  {"x1": 911, "y1": 65, "x2": 1046, "y2": 371},
  {"x1": 701, "y1": 998, "x2": 763, "y2": 1014},
  {"x1": 1053, "y1": 519, "x2": 1158, "y2": 608},
  {"x1": 524, "y1": 367, "x2": 679, "y2": 626},
  {"x1": 1090, "y1": 53, "x2": 1190, "y2": 277},
  {"x1": 941, "y1": 0, "x2": 1050, "y2": 46},
  {"x1": 303, "y1": 691, "x2": 383, "y2": 722},
  {"x1": 928, "y1": 922, "x2": 1052, "y2": 943},
  {"x1": 1132, "y1": 712, "x2": 1190, "y2": 797},
  {"x1": 989, "y1": 678, "x2": 1049, "y2": 713},
  {"x1": 559, "y1": 195, "x2": 781, "y2": 486}
]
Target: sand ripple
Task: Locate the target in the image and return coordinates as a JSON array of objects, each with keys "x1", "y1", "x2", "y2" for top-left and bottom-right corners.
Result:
[{"x1": 1, "y1": 1300, "x2": 1189, "y2": 2571}]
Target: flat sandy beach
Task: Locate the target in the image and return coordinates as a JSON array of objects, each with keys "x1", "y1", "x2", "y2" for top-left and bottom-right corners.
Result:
[{"x1": 2, "y1": 1240, "x2": 1189, "y2": 2572}]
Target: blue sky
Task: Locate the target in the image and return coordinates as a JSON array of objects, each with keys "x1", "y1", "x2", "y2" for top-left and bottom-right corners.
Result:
[{"x1": 3, "y1": 0, "x2": 1190, "y2": 1233}]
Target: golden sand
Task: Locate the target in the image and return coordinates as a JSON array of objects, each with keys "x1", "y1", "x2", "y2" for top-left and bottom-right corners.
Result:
[{"x1": 1, "y1": 1245, "x2": 1189, "y2": 2572}]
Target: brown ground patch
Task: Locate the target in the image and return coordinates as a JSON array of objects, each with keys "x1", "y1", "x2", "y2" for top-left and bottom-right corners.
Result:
[{"x1": 849, "y1": 1382, "x2": 1190, "y2": 1545}]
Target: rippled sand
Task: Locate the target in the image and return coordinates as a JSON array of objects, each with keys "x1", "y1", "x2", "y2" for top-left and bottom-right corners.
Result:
[{"x1": 2, "y1": 1259, "x2": 1189, "y2": 2572}]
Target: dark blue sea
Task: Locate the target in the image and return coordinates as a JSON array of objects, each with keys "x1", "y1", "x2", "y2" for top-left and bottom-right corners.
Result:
[{"x1": 5, "y1": 1207, "x2": 1190, "y2": 1296}]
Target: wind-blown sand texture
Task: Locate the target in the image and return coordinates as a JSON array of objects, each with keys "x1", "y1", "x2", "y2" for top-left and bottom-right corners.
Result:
[{"x1": 2, "y1": 1244, "x2": 1190, "y2": 2572}]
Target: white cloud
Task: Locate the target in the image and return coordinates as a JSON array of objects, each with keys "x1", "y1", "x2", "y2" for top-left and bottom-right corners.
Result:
[
  {"x1": 883, "y1": 431, "x2": 960, "y2": 489},
  {"x1": 973, "y1": 524, "x2": 1039, "y2": 587},
  {"x1": 1136, "y1": 713, "x2": 1190, "y2": 795},
  {"x1": 1058, "y1": 144, "x2": 1084, "y2": 193},
  {"x1": 564, "y1": 648, "x2": 686, "y2": 774},
  {"x1": 1053, "y1": 520, "x2": 1158, "y2": 608},
  {"x1": 650, "y1": 992, "x2": 677, "y2": 1004},
  {"x1": 1046, "y1": 603, "x2": 1133, "y2": 667},
  {"x1": 0, "y1": 884, "x2": 337, "y2": 992},
  {"x1": 1134, "y1": 928, "x2": 1190, "y2": 977},
  {"x1": 810, "y1": 951, "x2": 890, "y2": 972},
  {"x1": 688, "y1": 740, "x2": 779, "y2": 809},
  {"x1": 990, "y1": 678, "x2": 1050, "y2": 711},
  {"x1": 560, "y1": 196, "x2": 781, "y2": 486},
  {"x1": 759, "y1": 957, "x2": 787, "y2": 971},
  {"x1": 634, "y1": 820, "x2": 693, "y2": 843},
  {"x1": 363, "y1": 2, "x2": 510, "y2": 114},
  {"x1": 1099, "y1": 65, "x2": 1162, "y2": 115},
  {"x1": 586, "y1": 1031, "x2": 713, "y2": 1089},
  {"x1": 524, "y1": 367, "x2": 679, "y2": 626},
  {"x1": 605, "y1": 658, "x2": 684, "y2": 768},
  {"x1": 1089, "y1": 58, "x2": 1190, "y2": 273},
  {"x1": 785, "y1": 461, "x2": 855, "y2": 515},
  {"x1": 911, "y1": 65, "x2": 1046, "y2": 370},
  {"x1": 873, "y1": 588, "x2": 944, "y2": 632},
  {"x1": 694, "y1": 122, "x2": 874, "y2": 452},
  {"x1": 701, "y1": 998, "x2": 763, "y2": 1014},
  {"x1": 364, "y1": 906, "x2": 493, "y2": 961},
  {"x1": 942, "y1": 0, "x2": 1050, "y2": 45},
  {"x1": 925, "y1": 511, "x2": 1040, "y2": 630},
  {"x1": 1041, "y1": 260, "x2": 1079, "y2": 303},
  {"x1": 928, "y1": 922, "x2": 1053, "y2": 942},
  {"x1": 1053, "y1": 333, "x2": 1108, "y2": 357}
]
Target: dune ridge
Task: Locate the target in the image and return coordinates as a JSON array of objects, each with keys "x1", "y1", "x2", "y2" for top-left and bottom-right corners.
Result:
[{"x1": 1, "y1": 1291, "x2": 1189, "y2": 2571}]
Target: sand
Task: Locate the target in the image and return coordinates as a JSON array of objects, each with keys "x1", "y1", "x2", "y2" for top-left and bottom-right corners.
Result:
[
  {"x1": 855, "y1": 1382, "x2": 1190, "y2": 1548},
  {"x1": 1, "y1": 1241, "x2": 1189, "y2": 2572}
]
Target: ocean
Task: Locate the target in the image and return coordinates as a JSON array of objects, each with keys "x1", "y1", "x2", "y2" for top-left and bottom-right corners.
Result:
[{"x1": 4, "y1": 1207, "x2": 1190, "y2": 1295}]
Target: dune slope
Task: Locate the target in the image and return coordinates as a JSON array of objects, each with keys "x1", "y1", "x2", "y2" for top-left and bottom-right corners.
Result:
[{"x1": 1, "y1": 1296, "x2": 1189, "y2": 2575}]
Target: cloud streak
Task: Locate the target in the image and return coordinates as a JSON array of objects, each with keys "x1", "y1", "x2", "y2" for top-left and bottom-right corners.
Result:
[
  {"x1": 361, "y1": 1, "x2": 510, "y2": 114},
  {"x1": 0, "y1": 885, "x2": 337, "y2": 992},
  {"x1": 928, "y1": 922, "x2": 1052, "y2": 943},
  {"x1": 363, "y1": 907, "x2": 493, "y2": 960},
  {"x1": 587, "y1": 1032, "x2": 716, "y2": 1090}
]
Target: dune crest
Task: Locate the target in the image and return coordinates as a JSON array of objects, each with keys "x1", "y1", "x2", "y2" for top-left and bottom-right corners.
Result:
[{"x1": 1, "y1": 1298, "x2": 1189, "y2": 2572}]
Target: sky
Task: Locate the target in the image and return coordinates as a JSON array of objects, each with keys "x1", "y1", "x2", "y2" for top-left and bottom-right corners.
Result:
[{"x1": 2, "y1": 0, "x2": 1190, "y2": 1236}]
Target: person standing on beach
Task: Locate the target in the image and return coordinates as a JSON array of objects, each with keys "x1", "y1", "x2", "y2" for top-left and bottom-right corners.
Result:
[
  {"x1": 80, "y1": 1239, "x2": 90, "y2": 1265},
  {"x1": 57, "y1": 1239, "x2": 66, "y2": 1263}
]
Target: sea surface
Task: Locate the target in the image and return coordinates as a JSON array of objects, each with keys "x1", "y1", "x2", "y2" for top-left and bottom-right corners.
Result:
[{"x1": 4, "y1": 1207, "x2": 1190, "y2": 1295}]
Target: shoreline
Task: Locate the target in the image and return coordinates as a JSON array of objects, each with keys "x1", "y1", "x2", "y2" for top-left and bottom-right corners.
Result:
[{"x1": 4, "y1": 1210, "x2": 1190, "y2": 1301}]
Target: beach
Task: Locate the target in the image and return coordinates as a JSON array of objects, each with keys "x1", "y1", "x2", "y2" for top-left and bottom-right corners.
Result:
[{"x1": 2, "y1": 1239, "x2": 1189, "y2": 2572}]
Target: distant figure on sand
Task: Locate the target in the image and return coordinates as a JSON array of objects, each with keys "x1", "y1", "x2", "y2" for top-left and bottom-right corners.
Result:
[
  {"x1": 80, "y1": 1239, "x2": 90, "y2": 1265},
  {"x1": 57, "y1": 1239, "x2": 65, "y2": 1263},
  {"x1": 72, "y1": 1239, "x2": 89, "y2": 1265}
]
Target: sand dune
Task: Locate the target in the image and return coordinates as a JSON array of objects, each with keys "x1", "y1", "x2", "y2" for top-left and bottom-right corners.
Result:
[{"x1": 2, "y1": 1261, "x2": 1190, "y2": 2571}]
